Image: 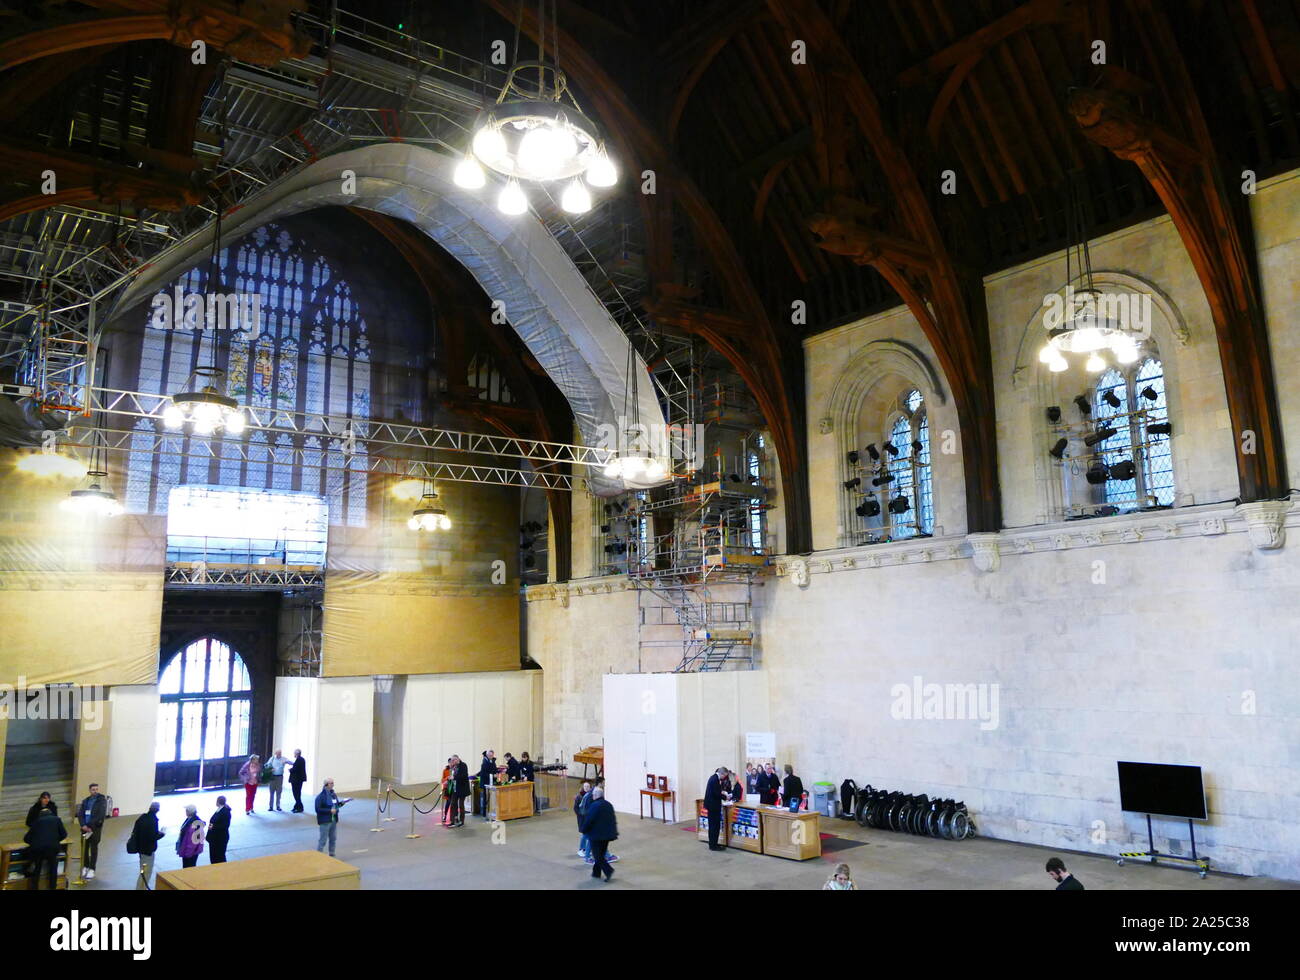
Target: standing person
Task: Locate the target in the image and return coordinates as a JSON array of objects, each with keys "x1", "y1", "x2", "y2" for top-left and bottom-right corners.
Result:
[
  {"x1": 208, "y1": 796, "x2": 232, "y2": 863},
  {"x1": 76, "y1": 782, "x2": 107, "y2": 880},
  {"x1": 440, "y1": 758, "x2": 454, "y2": 826},
  {"x1": 519, "y1": 752, "x2": 538, "y2": 814},
  {"x1": 504, "y1": 753, "x2": 521, "y2": 781},
  {"x1": 727, "y1": 771, "x2": 744, "y2": 803},
  {"x1": 22, "y1": 807, "x2": 67, "y2": 890},
  {"x1": 238, "y1": 754, "x2": 261, "y2": 815},
  {"x1": 703, "y1": 767, "x2": 728, "y2": 851},
  {"x1": 782, "y1": 764, "x2": 804, "y2": 811},
  {"x1": 823, "y1": 863, "x2": 856, "y2": 890},
  {"x1": 315, "y1": 778, "x2": 349, "y2": 856},
  {"x1": 745, "y1": 763, "x2": 759, "y2": 797},
  {"x1": 580, "y1": 786, "x2": 619, "y2": 882},
  {"x1": 477, "y1": 750, "x2": 497, "y2": 818},
  {"x1": 1046, "y1": 857, "x2": 1085, "y2": 890},
  {"x1": 449, "y1": 755, "x2": 470, "y2": 828},
  {"x1": 288, "y1": 749, "x2": 308, "y2": 813},
  {"x1": 129, "y1": 802, "x2": 165, "y2": 890},
  {"x1": 176, "y1": 804, "x2": 206, "y2": 868},
  {"x1": 758, "y1": 764, "x2": 780, "y2": 805},
  {"x1": 25, "y1": 791, "x2": 58, "y2": 827},
  {"x1": 266, "y1": 749, "x2": 291, "y2": 812},
  {"x1": 574, "y1": 780, "x2": 592, "y2": 860}
]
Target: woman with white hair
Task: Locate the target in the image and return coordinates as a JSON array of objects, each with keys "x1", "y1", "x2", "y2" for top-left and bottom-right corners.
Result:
[
  {"x1": 238, "y1": 754, "x2": 261, "y2": 815},
  {"x1": 176, "y1": 803, "x2": 206, "y2": 868}
]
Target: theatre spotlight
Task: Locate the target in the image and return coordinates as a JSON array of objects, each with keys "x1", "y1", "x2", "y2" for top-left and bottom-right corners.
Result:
[
  {"x1": 1049, "y1": 438, "x2": 1068, "y2": 459},
  {"x1": 871, "y1": 472, "x2": 895, "y2": 487},
  {"x1": 1086, "y1": 462, "x2": 1110, "y2": 484},
  {"x1": 866, "y1": 443, "x2": 881, "y2": 462},
  {"x1": 888, "y1": 494, "x2": 911, "y2": 515},
  {"x1": 847, "y1": 450, "x2": 859, "y2": 465},
  {"x1": 600, "y1": 524, "x2": 610, "y2": 534},
  {"x1": 524, "y1": 555, "x2": 536, "y2": 569},
  {"x1": 1148, "y1": 421, "x2": 1173, "y2": 435},
  {"x1": 883, "y1": 441, "x2": 900, "y2": 457},
  {"x1": 843, "y1": 477, "x2": 861, "y2": 490},
  {"x1": 1096, "y1": 505, "x2": 1120, "y2": 517},
  {"x1": 1083, "y1": 425, "x2": 1117, "y2": 447},
  {"x1": 855, "y1": 498, "x2": 881, "y2": 518},
  {"x1": 911, "y1": 440, "x2": 923, "y2": 454},
  {"x1": 1046, "y1": 406, "x2": 1061, "y2": 424},
  {"x1": 1103, "y1": 389, "x2": 1122, "y2": 409},
  {"x1": 1140, "y1": 386, "x2": 1159, "y2": 401},
  {"x1": 1110, "y1": 460, "x2": 1137, "y2": 481},
  {"x1": 1073, "y1": 394, "x2": 1092, "y2": 416}
]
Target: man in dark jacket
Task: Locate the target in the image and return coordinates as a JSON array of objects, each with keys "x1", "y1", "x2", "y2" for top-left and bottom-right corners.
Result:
[
  {"x1": 76, "y1": 783, "x2": 108, "y2": 879},
  {"x1": 505, "y1": 753, "x2": 521, "y2": 781},
  {"x1": 1046, "y1": 856, "x2": 1085, "y2": 890},
  {"x1": 782, "y1": 765, "x2": 804, "y2": 810},
  {"x1": 519, "y1": 752, "x2": 538, "y2": 814},
  {"x1": 757, "y1": 764, "x2": 780, "y2": 805},
  {"x1": 128, "y1": 802, "x2": 165, "y2": 890},
  {"x1": 450, "y1": 755, "x2": 470, "y2": 827},
  {"x1": 579, "y1": 786, "x2": 618, "y2": 881},
  {"x1": 288, "y1": 749, "x2": 308, "y2": 813},
  {"x1": 703, "y1": 767, "x2": 728, "y2": 851},
  {"x1": 315, "y1": 778, "x2": 348, "y2": 856},
  {"x1": 208, "y1": 796, "x2": 232, "y2": 863},
  {"x1": 23, "y1": 807, "x2": 67, "y2": 889},
  {"x1": 477, "y1": 750, "x2": 497, "y2": 817}
]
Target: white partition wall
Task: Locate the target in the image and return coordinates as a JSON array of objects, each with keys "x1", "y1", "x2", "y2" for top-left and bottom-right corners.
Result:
[
  {"x1": 273, "y1": 677, "x2": 323, "y2": 789},
  {"x1": 398, "y1": 671, "x2": 543, "y2": 785},
  {"x1": 601, "y1": 671, "x2": 772, "y2": 816},
  {"x1": 105, "y1": 685, "x2": 159, "y2": 816},
  {"x1": 275, "y1": 676, "x2": 374, "y2": 796}
]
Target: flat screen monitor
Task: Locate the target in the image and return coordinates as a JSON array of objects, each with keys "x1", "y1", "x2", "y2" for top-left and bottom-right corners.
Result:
[{"x1": 1116, "y1": 761, "x2": 1207, "y2": 820}]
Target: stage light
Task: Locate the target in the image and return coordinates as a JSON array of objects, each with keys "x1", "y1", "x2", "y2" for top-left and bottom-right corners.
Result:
[
  {"x1": 1086, "y1": 462, "x2": 1110, "y2": 485},
  {"x1": 847, "y1": 450, "x2": 859, "y2": 465},
  {"x1": 866, "y1": 444, "x2": 881, "y2": 462},
  {"x1": 855, "y1": 498, "x2": 881, "y2": 518},
  {"x1": 888, "y1": 495, "x2": 911, "y2": 515},
  {"x1": 1073, "y1": 394, "x2": 1091, "y2": 416},
  {"x1": 1046, "y1": 406, "x2": 1061, "y2": 423},
  {"x1": 1148, "y1": 421, "x2": 1172, "y2": 435},
  {"x1": 1103, "y1": 389, "x2": 1122, "y2": 409},
  {"x1": 1083, "y1": 425, "x2": 1117, "y2": 447},
  {"x1": 1049, "y1": 438, "x2": 1068, "y2": 459},
  {"x1": 871, "y1": 473, "x2": 894, "y2": 487},
  {"x1": 911, "y1": 440, "x2": 923, "y2": 455},
  {"x1": 600, "y1": 524, "x2": 610, "y2": 534},
  {"x1": 1110, "y1": 460, "x2": 1137, "y2": 481},
  {"x1": 883, "y1": 441, "x2": 900, "y2": 457},
  {"x1": 1140, "y1": 386, "x2": 1159, "y2": 401},
  {"x1": 842, "y1": 478, "x2": 861, "y2": 490}
]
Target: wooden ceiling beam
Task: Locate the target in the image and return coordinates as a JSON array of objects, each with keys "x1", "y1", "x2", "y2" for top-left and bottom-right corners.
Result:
[{"x1": 898, "y1": 0, "x2": 1074, "y2": 86}]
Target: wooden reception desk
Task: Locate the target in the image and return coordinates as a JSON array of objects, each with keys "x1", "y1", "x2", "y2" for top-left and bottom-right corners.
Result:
[
  {"x1": 695, "y1": 800, "x2": 820, "y2": 860},
  {"x1": 487, "y1": 781, "x2": 534, "y2": 821},
  {"x1": 156, "y1": 851, "x2": 359, "y2": 890}
]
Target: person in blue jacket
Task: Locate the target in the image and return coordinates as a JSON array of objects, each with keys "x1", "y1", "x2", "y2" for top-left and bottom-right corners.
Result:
[
  {"x1": 579, "y1": 786, "x2": 619, "y2": 882},
  {"x1": 314, "y1": 777, "x2": 349, "y2": 857}
]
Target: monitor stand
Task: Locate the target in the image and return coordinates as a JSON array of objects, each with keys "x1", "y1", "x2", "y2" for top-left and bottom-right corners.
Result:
[{"x1": 1116, "y1": 813, "x2": 1210, "y2": 879}]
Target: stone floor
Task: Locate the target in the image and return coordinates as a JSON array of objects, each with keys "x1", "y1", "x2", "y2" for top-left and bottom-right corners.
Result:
[{"x1": 11, "y1": 781, "x2": 1295, "y2": 890}]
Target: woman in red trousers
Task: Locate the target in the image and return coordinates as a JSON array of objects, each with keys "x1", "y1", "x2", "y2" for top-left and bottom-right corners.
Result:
[{"x1": 238, "y1": 754, "x2": 261, "y2": 815}]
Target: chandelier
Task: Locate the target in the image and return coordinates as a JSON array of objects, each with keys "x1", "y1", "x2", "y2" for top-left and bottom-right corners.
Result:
[
  {"x1": 407, "y1": 485, "x2": 452, "y2": 532},
  {"x1": 161, "y1": 367, "x2": 246, "y2": 436},
  {"x1": 602, "y1": 449, "x2": 667, "y2": 483},
  {"x1": 453, "y1": 1, "x2": 617, "y2": 215},
  {"x1": 1039, "y1": 171, "x2": 1141, "y2": 374},
  {"x1": 60, "y1": 431, "x2": 121, "y2": 518}
]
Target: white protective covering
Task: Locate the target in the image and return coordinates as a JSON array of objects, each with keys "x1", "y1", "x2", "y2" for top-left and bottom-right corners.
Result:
[{"x1": 114, "y1": 143, "x2": 666, "y2": 494}]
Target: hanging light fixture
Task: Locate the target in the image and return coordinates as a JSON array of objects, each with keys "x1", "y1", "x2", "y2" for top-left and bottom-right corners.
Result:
[
  {"x1": 1040, "y1": 170, "x2": 1141, "y2": 369},
  {"x1": 60, "y1": 430, "x2": 121, "y2": 518},
  {"x1": 595, "y1": 320, "x2": 667, "y2": 488},
  {"x1": 161, "y1": 367, "x2": 245, "y2": 436},
  {"x1": 460, "y1": 1, "x2": 617, "y2": 216},
  {"x1": 17, "y1": 448, "x2": 84, "y2": 478},
  {"x1": 407, "y1": 482, "x2": 452, "y2": 532}
]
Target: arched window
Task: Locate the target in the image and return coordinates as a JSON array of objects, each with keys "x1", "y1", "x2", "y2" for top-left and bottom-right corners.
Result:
[
  {"x1": 155, "y1": 637, "x2": 252, "y2": 791},
  {"x1": 1091, "y1": 357, "x2": 1174, "y2": 510},
  {"x1": 845, "y1": 388, "x2": 934, "y2": 543}
]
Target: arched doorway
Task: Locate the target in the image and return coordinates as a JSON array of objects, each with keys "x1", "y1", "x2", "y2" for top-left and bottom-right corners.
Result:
[{"x1": 154, "y1": 637, "x2": 252, "y2": 792}]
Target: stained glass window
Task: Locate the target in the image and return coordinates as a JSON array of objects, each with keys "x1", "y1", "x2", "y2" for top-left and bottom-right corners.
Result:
[
  {"x1": 846, "y1": 388, "x2": 934, "y2": 543},
  {"x1": 157, "y1": 638, "x2": 252, "y2": 769},
  {"x1": 1089, "y1": 357, "x2": 1175, "y2": 512}
]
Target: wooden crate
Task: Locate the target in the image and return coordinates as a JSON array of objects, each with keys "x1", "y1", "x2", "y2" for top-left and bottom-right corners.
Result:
[
  {"x1": 155, "y1": 850, "x2": 359, "y2": 890},
  {"x1": 759, "y1": 808, "x2": 822, "y2": 860}
]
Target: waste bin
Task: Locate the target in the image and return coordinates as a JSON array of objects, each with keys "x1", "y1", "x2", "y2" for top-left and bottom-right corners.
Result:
[{"x1": 812, "y1": 781, "x2": 836, "y2": 818}]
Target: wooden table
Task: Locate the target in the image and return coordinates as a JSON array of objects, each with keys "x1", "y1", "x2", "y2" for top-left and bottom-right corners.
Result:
[
  {"x1": 759, "y1": 807, "x2": 821, "y2": 860},
  {"x1": 156, "y1": 851, "x2": 359, "y2": 890},
  {"x1": 639, "y1": 788, "x2": 676, "y2": 823},
  {"x1": 573, "y1": 747, "x2": 603, "y2": 780},
  {"x1": 487, "y1": 781, "x2": 535, "y2": 821}
]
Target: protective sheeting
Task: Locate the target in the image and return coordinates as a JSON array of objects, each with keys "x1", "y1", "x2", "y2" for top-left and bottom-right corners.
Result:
[
  {"x1": 114, "y1": 142, "x2": 667, "y2": 495},
  {"x1": 0, "y1": 450, "x2": 162, "y2": 686}
]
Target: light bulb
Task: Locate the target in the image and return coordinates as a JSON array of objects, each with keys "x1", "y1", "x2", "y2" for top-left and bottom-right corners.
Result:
[
  {"x1": 162, "y1": 404, "x2": 184, "y2": 429},
  {"x1": 1038, "y1": 345, "x2": 1056, "y2": 365},
  {"x1": 1072, "y1": 327, "x2": 1104, "y2": 352},
  {"x1": 439, "y1": 515, "x2": 452, "y2": 531},
  {"x1": 224, "y1": 411, "x2": 245, "y2": 435},
  {"x1": 1048, "y1": 354, "x2": 1068, "y2": 373},
  {"x1": 192, "y1": 417, "x2": 216, "y2": 436},
  {"x1": 498, "y1": 179, "x2": 528, "y2": 215},
  {"x1": 585, "y1": 145, "x2": 617, "y2": 187},
  {"x1": 644, "y1": 458, "x2": 667, "y2": 481},
  {"x1": 453, "y1": 154, "x2": 486, "y2": 189},
  {"x1": 1085, "y1": 352, "x2": 1106, "y2": 373},
  {"x1": 407, "y1": 516, "x2": 420, "y2": 531},
  {"x1": 518, "y1": 126, "x2": 565, "y2": 178},
  {"x1": 603, "y1": 460, "x2": 622, "y2": 479},
  {"x1": 472, "y1": 123, "x2": 506, "y2": 164},
  {"x1": 1113, "y1": 339, "x2": 1139, "y2": 364},
  {"x1": 561, "y1": 178, "x2": 592, "y2": 214}
]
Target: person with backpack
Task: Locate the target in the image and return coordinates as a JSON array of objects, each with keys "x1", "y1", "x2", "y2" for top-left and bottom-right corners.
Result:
[
  {"x1": 208, "y1": 796, "x2": 232, "y2": 863},
  {"x1": 127, "y1": 802, "x2": 165, "y2": 890},
  {"x1": 238, "y1": 754, "x2": 261, "y2": 815},
  {"x1": 23, "y1": 806, "x2": 67, "y2": 889},
  {"x1": 75, "y1": 782, "x2": 108, "y2": 879},
  {"x1": 176, "y1": 804, "x2": 206, "y2": 868}
]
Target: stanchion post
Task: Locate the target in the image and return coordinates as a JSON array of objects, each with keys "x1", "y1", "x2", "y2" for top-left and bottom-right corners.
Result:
[
  {"x1": 405, "y1": 794, "x2": 422, "y2": 839},
  {"x1": 383, "y1": 781, "x2": 397, "y2": 822},
  {"x1": 369, "y1": 781, "x2": 386, "y2": 833},
  {"x1": 70, "y1": 834, "x2": 87, "y2": 887}
]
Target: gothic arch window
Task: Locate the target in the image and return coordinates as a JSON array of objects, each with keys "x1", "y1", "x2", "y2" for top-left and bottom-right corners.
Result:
[
  {"x1": 155, "y1": 637, "x2": 252, "y2": 790},
  {"x1": 1090, "y1": 357, "x2": 1174, "y2": 510},
  {"x1": 128, "y1": 223, "x2": 372, "y2": 525},
  {"x1": 845, "y1": 387, "x2": 934, "y2": 544}
]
